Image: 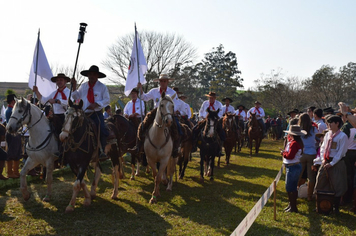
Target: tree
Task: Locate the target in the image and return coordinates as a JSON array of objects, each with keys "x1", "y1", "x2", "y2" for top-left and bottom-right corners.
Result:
[
  {"x1": 196, "y1": 44, "x2": 243, "y2": 100},
  {"x1": 103, "y1": 31, "x2": 197, "y2": 91}
]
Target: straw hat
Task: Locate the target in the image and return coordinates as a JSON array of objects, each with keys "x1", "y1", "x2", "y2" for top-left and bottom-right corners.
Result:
[
  {"x1": 153, "y1": 74, "x2": 174, "y2": 82},
  {"x1": 51, "y1": 73, "x2": 70, "y2": 83},
  {"x1": 205, "y1": 92, "x2": 217, "y2": 97},
  {"x1": 283, "y1": 125, "x2": 307, "y2": 136},
  {"x1": 80, "y1": 65, "x2": 106, "y2": 78}
]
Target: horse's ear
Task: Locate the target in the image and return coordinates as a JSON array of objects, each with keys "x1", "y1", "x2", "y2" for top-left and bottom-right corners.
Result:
[
  {"x1": 161, "y1": 92, "x2": 165, "y2": 98},
  {"x1": 171, "y1": 92, "x2": 177, "y2": 100},
  {"x1": 69, "y1": 99, "x2": 73, "y2": 107},
  {"x1": 78, "y1": 100, "x2": 83, "y2": 109},
  {"x1": 21, "y1": 97, "x2": 27, "y2": 106}
]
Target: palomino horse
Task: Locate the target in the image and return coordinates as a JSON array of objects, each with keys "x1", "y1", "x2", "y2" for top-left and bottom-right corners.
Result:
[
  {"x1": 59, "y1": 100, "x2": 118, "y2": 212},
  {"x1": 6, "y1": 98, "x2": 58, "y2": 202},
  {"x1": 177, "y1": 122, "x2": 193, "y2": 180},
  {"x1": 198, "y1": 108, "x2": 220, "y2": 182},
  {"x1": 221, "y1": 112, "x2": 237, "y2": 166},
  {"x1": 247, "y1": 112, "x2": 263, "y2": 157},
  {"x1": 144, "y1": 92, "x2": 175, "y2": 204}
]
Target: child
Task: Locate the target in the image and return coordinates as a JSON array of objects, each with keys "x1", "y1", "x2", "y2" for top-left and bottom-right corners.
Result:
[{"x1": 281, "y1": 125, "x2": 307, "y2": 213}]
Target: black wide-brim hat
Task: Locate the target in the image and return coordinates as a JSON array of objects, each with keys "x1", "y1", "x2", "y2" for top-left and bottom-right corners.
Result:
[
  {"x1": 287, "y1": 108, "x2": 299, "y2": 115},
  {"x1": 323, "y1": 107, "x2": 334, "y2": 114},
  {"x1": 51, "y1": 73, "x2": 70, "y2": 83},
  {"x1": 222, "y1": 97, "x2": 233, "y2": 103},
  {"x1": 4, "y1": 94, "x2": 17, "y2": 103},
  {"x1": 80, "y1": 65, "x2": 106, "y2": 78},
  {"x1": 236, "y1": 104, "x2": 245, "y2": 110}
]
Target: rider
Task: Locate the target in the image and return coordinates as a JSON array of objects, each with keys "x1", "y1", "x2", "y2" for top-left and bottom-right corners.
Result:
[
  {"x1": 235, "y1": 104, "x2": 246, "y2": 133},
  {"x1": 222, "y1": 97, "x2": 235, "y2": 115},
  {"x1": 123, "y1": 88, "x2": 145, "y2": 120},
  {"x1": 247, "y1": 101, "x2": 266, "y2": 138},
  {"x1": 71, "y1": 65, "x2": 110, "y2": 159},
  {"x1": 178, "y1": 93, "x2": 193, "y2": 128},
  {"x1": 193, "y1": 92, "x2": 225, "y2": 156},
  {"x1": 33, "y1": 73, "x2": 70, "y2": 158},
  {"x1": 129, "y1": 74, "x2": 183, "y2": 158}
]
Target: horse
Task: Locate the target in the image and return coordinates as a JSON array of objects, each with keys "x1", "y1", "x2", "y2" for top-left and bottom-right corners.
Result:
[
  {"x1": 144, "y1": 92, "x2": 175, "y2": 204},
  {"x1": 198, "y1": 108, "x2": 220, "y2": 182},
  {"x1": 247, "y1": 112, "x2": 263, "y2": 157},
  {"x1": 177, "y1": 123, "x2": 193, "y2": 180},
  {"x1": 235, "y1": 119, "x2": 244, "y2": 153},
  {"x1": 59, "y1": 99, "x2": 115, "y2": 212},
  {"x1": 5, "y1": 98, "x2": 58, "y2": 202},
  {"x1": 221, "y1": 113, "x2": 237, "y2": 166}
]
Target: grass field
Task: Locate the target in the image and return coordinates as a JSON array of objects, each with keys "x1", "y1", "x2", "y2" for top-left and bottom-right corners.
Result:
[{"x1": 0, "y1": 139, "x2": 356, "y2": 235}]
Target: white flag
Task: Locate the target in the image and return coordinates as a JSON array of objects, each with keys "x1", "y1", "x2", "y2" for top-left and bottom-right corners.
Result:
[
  {"x1": 115, "y1": 104, "x2": 118, "y2": 112},
  {"x1": 28, "y1": 38, "x2": 56, "y2": 97},
  {"x1": 0, "y1": 105, "x2": 5, "y2": 121},
  {"x1": 124, "y1": 32, "x2": 147, "y2": 96}
]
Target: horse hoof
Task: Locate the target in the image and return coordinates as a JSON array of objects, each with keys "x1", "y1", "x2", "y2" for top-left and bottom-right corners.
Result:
[
  {"x1": 111, "y1": 195, "x2": 118, "y2": 200},
  {"x1": 91, "y1": 194, "x2": 96, "y2": 200},
  {"x1": 23, "y1": 192, "x2": 31, "y2": 202},
  {"x1": 149, "y1": 197, "x2": 157, "y2": 204},
  {"x1": 200, "y1": 177, "x2": 204, "y2": 183},
  {"x1": 135, "y1": 173, "x2": 139, "y2": 176},
  {"x1": 210, "y1": 177, "x2": 214, "y2": 181},
  {"x1": 130, "y1": 176, "x2": 135, "y2": 180},
  {"x1": 83, "y1": 198, "x2": 91, "y2": 207},
  {"x1": 119, "y1": 173, "x2": 124, "y2": 179},
  {"x1": 65, "y1": 205, "x2": 74, "y2": 213},
  {"x1": 179, "y1": 176, "x2": 183, "y2": 180},
  {"x1": 166, "y1": 188, "x2": 172, "y2": 192}
]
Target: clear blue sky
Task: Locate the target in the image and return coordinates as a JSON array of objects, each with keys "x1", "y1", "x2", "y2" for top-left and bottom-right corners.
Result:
[{"x1": 0, "y1": 0, "x2": 355, "y2": 90}]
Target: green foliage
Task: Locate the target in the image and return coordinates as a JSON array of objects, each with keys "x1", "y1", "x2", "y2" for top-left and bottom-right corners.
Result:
[{"x1": 5, "y1": 89, "x2": 15, "y2": 96}]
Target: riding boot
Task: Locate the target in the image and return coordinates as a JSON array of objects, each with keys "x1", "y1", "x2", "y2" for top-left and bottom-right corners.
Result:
[
  {"x1": 284, "y1": 192, "x2": 292, "y2": 212},
  {"x1": 350, "y1": 189, "x2": 356, "y2": 213},
  {"x1": 0, "y1": 161, "x2": 8, "y2": 180},
  {"x1": 333, "y1": 196, "x2": 341, "y2": 214},
  {"x1": 285, "y1": 191, "x2": 298, "y2": 213},
  {"x1": 307, "y1": 182, "x2": 315, "y2": 201},
  {"x1": 12, "y1": 160, "x2": 20, "y2": 178}
]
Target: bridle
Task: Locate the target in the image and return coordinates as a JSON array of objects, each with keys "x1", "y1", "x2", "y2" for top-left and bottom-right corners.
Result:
[
  {"x1": 154, "y1": 97, "x2": 174, "y2": 128},
  {"x1": 202, "y1": 115, "x2": 218, "y2": 141},
  {"x1": 61, "y1": 107, "x2": 84, "y2": 135}
]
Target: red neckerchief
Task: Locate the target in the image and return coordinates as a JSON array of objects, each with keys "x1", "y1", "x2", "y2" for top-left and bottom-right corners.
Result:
[
  {"x1": 225, "y1": 104, "x2": 229, "y2": 113},
  {"x1": 209, "y1": 102, "x2": 215, "y2": 110},
  {"x1": 159, "y1": 88, "x2": 166, "y2": 94},
  {"x1": 324, "y1": 130, "x2": 341, "y2": 162},
  {"x1": 238, "y1": 109, "x2": 242, "y2": 115},
  {"x1": 8, "y1": 105, "x2": 13, "y2": 108},
  {"x1": 255, "y1": 107, "x2": 261, "y2": 114},
  {"x1": 53, "y1": 87, "x2": 67, "y2": 100},
  {"x1": 132, "y1": 99, "x2": 136, "y2": 114},
  {"x1": 87, "y1": 81, "x2": 97, "y2": 104},
  {"x1": 311, "y1": 121, "x2": 318, "y2": 128}
]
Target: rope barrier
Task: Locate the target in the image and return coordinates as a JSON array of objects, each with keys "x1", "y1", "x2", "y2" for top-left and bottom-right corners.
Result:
[{"x1": 230, "y1": 164, "x2": 284, "y2": 236}]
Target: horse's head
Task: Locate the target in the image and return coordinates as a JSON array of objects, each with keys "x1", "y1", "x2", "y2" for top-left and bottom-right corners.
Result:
[
  {"x1": 203, "y1": 108, "x2": 220, "y2": 138},
  {"x1": 157, "y1": 92, "x2": 174, "y2": 127},
  {"x1": 249, "y1": 112, "x2": 258, "y2": 126},
  {"x1": 223, "y1": 112, "x2": 235, "y2": 132},
  {"x1": 59, "y1": 99, "x2": 84, "y2": 142},
  {"x1": 6, "y1": 97, "x2": 31, "y2": 134}
]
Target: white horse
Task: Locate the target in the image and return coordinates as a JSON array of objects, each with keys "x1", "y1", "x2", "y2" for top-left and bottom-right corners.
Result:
[
  {"x1": 6, "y1": 98, "x2": 58, "y2": 202},
  {"x1": 145, "y1": 92, "x2": 176, "y2": 204}
]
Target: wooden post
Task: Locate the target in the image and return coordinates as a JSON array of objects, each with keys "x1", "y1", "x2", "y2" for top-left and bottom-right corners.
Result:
[{"x1": 273, "y1": 180, "x2": 277, "y2": 220}]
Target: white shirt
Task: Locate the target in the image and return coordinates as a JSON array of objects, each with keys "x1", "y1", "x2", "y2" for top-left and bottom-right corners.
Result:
[
  {"x1": 235, "y1": 109, "x2": 247, "y2": 121},
  {"x1": 180, "y1": 101, "x2": 191, "y2": 118},
  {"x1": 315, "y1": 119, "x2": 327, "y2": 134},
  {"x1": 320, "y1": 130, "x2": 348, "y2": 166},
  {"x1": 141, "y1": 87, "x2": 183, "y2": 113},
  {"x1": 72, "y1": 80, "x2": 110, "y2": 112},
  {"x1": 222, "y1": 105, "x2": 235, "y2": 115},
  {"x1": 247, "y1": 106, "x2": 265, "y2": 120},
  {"x1": 124, "y1": 98, "x2": 145, "y2": 117},
  {"x1": 283, "y1": 140, "x2": 302, "y2": 165},
  {"x1": 40, "y1": 87, "x2": 70, "y2": 114},
  {"x1": 199, "y1": 100, "x2": 223, "y2": 119},
  {"x1": 347, "y1": 128, "x2": 356, "y2": 150}
]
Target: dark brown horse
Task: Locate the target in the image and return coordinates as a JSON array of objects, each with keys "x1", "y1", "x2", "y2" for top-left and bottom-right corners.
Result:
[
  {"x1": 247, "y1": 112, "x2": 263, "y2": 157},
  {"x1": 177, "y1": 122, "x2": 192, "y2": 180},
  {"x1": 198, "y1": 108, "x2": 220, "y2": 182},
  {"x1": 221, "y1": 113, "x2": 237, "y2": 166}
]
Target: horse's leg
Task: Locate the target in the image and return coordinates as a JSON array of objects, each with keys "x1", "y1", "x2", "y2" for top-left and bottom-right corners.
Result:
[
  {"x1": 180, "y1": 150, "x2": 189, "y2": 179},
  {"x1": 111, "y1": 163, "x2": 120, "y2": 200},
  {"x1": 210, "y1": 155, "x2": 215, "y2": 181},
  {"x1": 249, "y1": 138, "x2": 252, "y2": 157},
  {"x1": 81, "y1": 181, "x2": 91, "y2": 207},
  {"x1": 150, "y1": 159, "x2": 168, "y2": 203},
  {"x1": 217, "y1": 154, "x2": 221, "y2": 168},
  {"x1": 20, "y1": 157, "x2": 37, "y2": 201},
  {"x1": 166, "y1": 157, "x2": 176, "y2": 191},
  {"x1": 120, "y1": 156, "x2": 125, "y2": 179},
  {"x1": 90, "y1": 162, "x2": 102, "y2": 200},
  {"x1": 65, "y1": 179, "x2": 81, "y2": 213},
  {"x1": 199, "y1": 152, "x2": 205, "y2": 182},
  {"x1": 43, "y1": 158, "x2": 55, "y2": 202}
]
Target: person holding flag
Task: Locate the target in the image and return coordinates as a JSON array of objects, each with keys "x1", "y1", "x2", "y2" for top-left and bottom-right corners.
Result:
[{"x1": 247, "y1": 101, "x2": 266, "y2": 138}]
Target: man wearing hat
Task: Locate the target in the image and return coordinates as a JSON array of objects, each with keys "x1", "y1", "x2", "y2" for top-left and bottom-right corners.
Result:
[
  {"x1": 323, "y1": 107, "x2": 335, "y2": 116},
  {"x1": 130, "y1": 74, "x2": 183, "y2": 158},
  {"x1": 222, "y1": 97, "x2": 235, "y2": 115},
  {"x1": 235, "y1": 105, "x2": 247, "y2": 132},
  {"x1": 247, "y1": 101, "x2": 266, "y2": 138},
  {"x1": 4, "y1": 94, "x2": 21, "y2": 178},
  {"x1": 71, "y1": 65, "x2": 110, "y2": 159},
  {"x1": 124, "y1": 88, "x2": 145, "y2": 119}
]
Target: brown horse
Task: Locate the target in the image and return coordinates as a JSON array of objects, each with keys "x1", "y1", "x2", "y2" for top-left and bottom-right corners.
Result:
[
  {"x1": 247, "y1": 112, "x2": 263, "y2": 157},
  {"x1": 221, "y1": 113, "x2": 237, "y2": 166},
  {"x1": 235, "y1": 118, "x2": 245, "y2": 153},
  {"x1": 177, "y1": 123, "x2": 192, "y2": 180}
]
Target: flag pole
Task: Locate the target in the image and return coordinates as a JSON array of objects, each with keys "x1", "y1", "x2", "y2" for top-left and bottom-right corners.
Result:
[
  {"x1": 69, "y1": 23, "x2": 87, "y2": 101},
  {"x1": 135, "y1": 23, "x2": 144, "y2": 124},
  {"x1": 33, "y1": 29, "x2": 40, "y2": 104}
]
